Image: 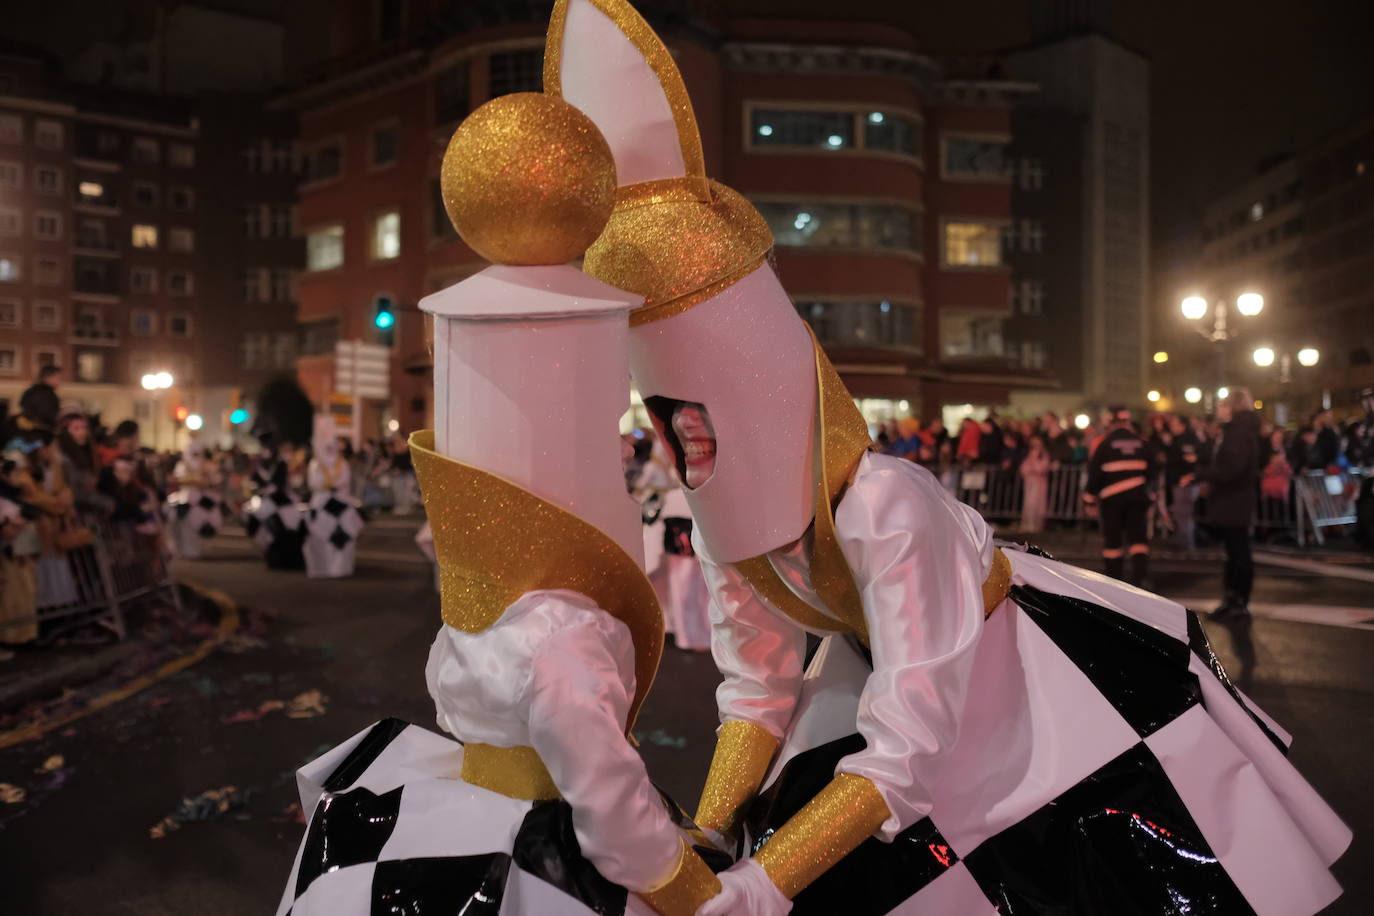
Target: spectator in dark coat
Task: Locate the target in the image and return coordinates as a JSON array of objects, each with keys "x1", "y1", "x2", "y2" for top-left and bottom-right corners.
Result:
[
  {"x1": 1194, "y1": 389, "x2": 1261, "y2": 618},
  {"x1": 18, "y1": 366, "x2": 62, "y2": 433}
]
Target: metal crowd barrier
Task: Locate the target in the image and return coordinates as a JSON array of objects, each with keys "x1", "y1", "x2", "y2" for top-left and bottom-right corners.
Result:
[
  {"x1": 3, "y1": 513, "x2": 181, "y2": 645},
  {"x1": 1292, "y1": 468, "x2": 1364, "y2": 546}
]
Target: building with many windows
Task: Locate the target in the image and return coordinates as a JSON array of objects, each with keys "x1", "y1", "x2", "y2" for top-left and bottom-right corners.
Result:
[{"x1": 280, "y1": 0, "x2": 1049, "y2": 434}]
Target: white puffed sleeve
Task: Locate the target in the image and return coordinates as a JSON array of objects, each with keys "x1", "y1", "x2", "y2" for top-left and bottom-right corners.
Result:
[
  {"x1": 833, "y1": 455, "x2": 991, "y2": 840},
  {"x1": 524, "y1": 602, "x2": 683, "y2": 893},
  {"x1": 696, "y1": 544, "x2": 808, "y2": 742},
  {"x1": 306, "y1": 461, "x2": 327, "y2": 493}
]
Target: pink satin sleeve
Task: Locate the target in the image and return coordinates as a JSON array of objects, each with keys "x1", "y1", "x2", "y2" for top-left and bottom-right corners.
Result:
[
  {"x1": 525, "y1": 615, "x2": 683, "y2": 892},
  {"x1": 834, "y1": 454, "x2": 990, "y2": 840},
  {"x1": 697, "y1": 542, "x2": 808, "y2": 741}
]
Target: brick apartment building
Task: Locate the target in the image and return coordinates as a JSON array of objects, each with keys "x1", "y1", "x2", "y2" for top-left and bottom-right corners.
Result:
[{"x1": 280, "y1": 0, "x2": 1051, "y2": 434}]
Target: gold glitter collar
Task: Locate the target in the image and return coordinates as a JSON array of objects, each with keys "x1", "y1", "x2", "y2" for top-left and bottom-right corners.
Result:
[
  {"x1": 409, "y1": 430, "x2": 664, "y2": 732},
  {"x1": 544, "y1": 0, "x2": 706, "y2": 184}
]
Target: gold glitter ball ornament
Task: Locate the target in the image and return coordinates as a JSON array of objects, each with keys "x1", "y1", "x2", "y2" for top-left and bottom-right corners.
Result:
[{"x1": 441, "y1": 92, "x2": 617, "y2": 265}]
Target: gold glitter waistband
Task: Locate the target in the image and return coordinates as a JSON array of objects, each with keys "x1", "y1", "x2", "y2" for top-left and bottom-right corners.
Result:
[{"x1": 461, "y1": 743, "x2": 561, "y2": 801}]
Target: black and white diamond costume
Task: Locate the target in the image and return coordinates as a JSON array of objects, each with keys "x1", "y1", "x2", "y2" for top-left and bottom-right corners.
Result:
[
  {"x1": 303, "y1": 418, "x2": 365, "y2": 579},
  {"x1": 163, "y1": 439, "x2": 224, "y2": 559},
  {"x1": 244, "y1": 447, "x2": 306, "y2": 570},
  {"x1": 549, "y1": 1, "x2": 1352, "y2": 911}
]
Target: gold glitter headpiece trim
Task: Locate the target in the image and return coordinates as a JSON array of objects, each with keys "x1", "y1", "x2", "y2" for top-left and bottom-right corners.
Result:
[{"x1": 409, "y1": 430, "x2": 664, "y2": 732}]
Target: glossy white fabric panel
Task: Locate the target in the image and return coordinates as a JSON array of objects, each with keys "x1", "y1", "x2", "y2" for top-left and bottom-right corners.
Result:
[{"x1": 888, "y1": 863, "x2": 1000, "y2": 916}]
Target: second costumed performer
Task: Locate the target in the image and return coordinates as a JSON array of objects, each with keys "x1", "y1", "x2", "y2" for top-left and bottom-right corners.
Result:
[
  {"x1": 276, "y1": 92, "x2": 723, "y2": 916},
  {"x1": 548, "y1": 1, "x2": 1351, "y2": 913}
]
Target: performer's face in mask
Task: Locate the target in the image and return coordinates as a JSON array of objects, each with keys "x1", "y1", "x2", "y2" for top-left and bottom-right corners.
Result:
[{"x1": 644, "y1": 397, "x2": 717, "y2": 490}]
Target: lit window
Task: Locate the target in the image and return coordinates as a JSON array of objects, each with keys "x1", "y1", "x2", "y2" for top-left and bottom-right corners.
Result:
[
  {"x1": 0, "y1": 298, "x2": 17, "y2": 328},
  {"x1": 942, "y1": 136, "x2": 1009, "y2": 180},
  {"x1": 35, "y1": 120, "x2": 63, "y2": 150},
  {"x1": 169, "y1": 143, "x2": 194, "y2": 167},
  {"x1": 76, "y1": 351, "x2": 103, "y2": 382},
  {"x1": 131, "y1": 310, "x2": 157, "y2": 336},
  {"x1": 756, "y1": 201, "x2": 918, "y2": 252},
  {"x1": 78, "y1": 180, "x2": 104, "y2": 199},
  {"x1": 306, "y1": 224, "x2": 344, "y2": 271},
  {"x1": 34, "y1": 301, "x2": 60, "y2": 330},
  {"x1": 131, "y1": 224, "x2": 158, "y2": 248},
  {"x1": 0, "y1": 254, "x2": 21, "y2": 282},
  {"x1": 373, "y1": 210, "x2": 400, "y2": 260},
  {"x1": 941, "y1": 309, "x2": 1005, "y2": 359},
  {"x1": 943, "y1": 221, "x2": 1005, "y2": 267},
  {"x1": 1249, "y1": 201, "x2": 1264, "y2": 221},
  {"x1": 168, "y1": 227, "x2": 194, "y2": 252}
]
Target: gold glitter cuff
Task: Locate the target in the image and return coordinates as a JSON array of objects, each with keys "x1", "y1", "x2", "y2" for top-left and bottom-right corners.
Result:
[
  {"x1": 460, "y1": 744, "x2": 560, "y2": 801},
  {"x1": 694, "y1": 720, "x2": 779, "y2": 837},
  {"x1": 753, "y1": 773, "x2": 890, "y2": 900},
  {"x1": 637, "y1": 836, "x2": 723, "y2": 916},
  {"x1": 983, "y1": 547, "x2": 1012, "y2": 618}
]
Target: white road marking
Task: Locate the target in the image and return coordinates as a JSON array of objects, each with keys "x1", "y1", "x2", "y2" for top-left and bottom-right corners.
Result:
[
  {"x1": 1168, "y1": 596, "x2": 1374, "y2": 631},
  {"x1": 1253, "y1": 551, "x2": 1374, "y2": 583}
]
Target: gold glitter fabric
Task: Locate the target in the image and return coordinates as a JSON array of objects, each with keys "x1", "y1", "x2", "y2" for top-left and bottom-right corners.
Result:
[
  {"x1": 584, "y1": 179, "x2": 773, "y2": 325},
  {"x1": 637, "y1": 836, "x2": 723, "y2": 916},
  {"x1": 693, "y1": 720, "x2": 780, "y2": 837},
  {"x1": 440, "y1": 92, "x2": 616, "y2": 266},
  {"x1": 408, "y1": 430, "x2": 664, "y2": 732},
  {"x1": 544, "y1": 0, "x2": 705, "y2": 183},
  {"x1": 460, "y1": 744, "x2": 560, "y2": 800},
  {"x1": 753, "y1": 773, "x2": 890, "y2": 900},
  {"x1": 983, "y1": 546, "x2": 1013, "y2": 616}
]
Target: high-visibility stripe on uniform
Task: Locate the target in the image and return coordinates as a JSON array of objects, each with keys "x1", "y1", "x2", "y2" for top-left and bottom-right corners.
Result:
[
  {"x1": 1099, "y1": 476, "x2": 1147, "y2": 499},
  {"x1": 1101, "y1": 459, "x2": 1149, "y2": 473}
]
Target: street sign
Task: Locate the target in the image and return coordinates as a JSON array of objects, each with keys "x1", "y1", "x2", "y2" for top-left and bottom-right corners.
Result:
[{"x1": 334, "y1": 340, "x2": 390, "y2": 400}]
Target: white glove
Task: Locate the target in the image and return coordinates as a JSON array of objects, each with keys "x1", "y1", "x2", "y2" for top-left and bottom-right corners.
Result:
[{"x1": 695, "y1": 858, "x2": 791, "y2": 916}]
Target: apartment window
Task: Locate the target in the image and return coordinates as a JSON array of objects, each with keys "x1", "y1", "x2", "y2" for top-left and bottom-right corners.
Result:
[
  {"x1": 130, "y1": 266, "x2": 158, "y2": 294},
  {"x1": 97, "y1": 131, "x2": 119, "y2": 156},
  {"x1": 435, "y1": 62, "x2": 471, "y2": 125},
  {"x1": 169, "y1": 143, "x2": 194, "y2": 167},
  {"x1": 371, "y1": 125, "x2": 398, "y2": 167},
  {"x1": 0, "y1": 161, "x2": 20, "y2": 188},
  {"x1": 306, "y1": 224, "x2": 345, "y2": 271},
  {"x1": 269, "y1": 139, "x2": 295, "y2": 173},
  {"x1": 34, "y1": 211, "x2": 61, "y2": 240},
  {"x1": 242, "y1": 143, "x2": 261, "y2": 173},
  {"x1": 487, "y1": 49, "x2": 542, "y2": 99},
  {"x1": 131, "y1": 310, "x2": 157, "y2": 336},
  {"x1": 241, "y1": 267, "x2": 267, "y2": 303},
  {"x1": 271, "y1": 269, "x2": 294, "y2": 302},
  {"x1": 1018, "y1": 157, "x2": 1045, "y2": 191},
  {"x1": 796, "y1": 299, "x2": 922, "y2": 351},
  {"x1": 756, "y1": 201, "x2": 918, "y2": 252},
  {"x1": 34, "y1": 257, "x2": 60, "y2": 285},
  {"x1": 270, "y1": 205, "x2": 293, "y2": 239},
  {"x1": 372, "y1": 209, "x2": 400, "y2": 260},
  {"x1": 35, "y1": 120, "x2": 63, "y2": 150},
  {"x1": 242, "y1": 205, "x2": 262, "y2": 238},
  {"x1": 942, "y1": 220, "x2": 1005, "y2": 267},
  {"x1": 1018, "y1": 279, "x2": 1044, "y2": 315},
  {"x1": 941, "y1": 309, "x2": 1005, "y2": 359},
  {"x1": 307, "y1": 139, "x2": 342, "y2": 182},
  {"x1": 242, "y1": 332, "x2": 269, "y2": 369},
  {"x1": 0, "y1": 345, "x2": 17, "y2": 375},
  {"x1": 432, "y1": 177, "x2": 457, "y2": 239},
  {"x1": 34, "y1": 166, "x2": 61, "y2": 194},
  {"x1": 0, "y1": 207, "x2": 19, "y2": 236},
  {"x1": 749, "y1": 107, "x2": 921, "y2": 158},
  {"x1": 1020, "y1": 219, "x2": 1044, "y2": 253},
  {"x1": 272, "y1": 332, "x2": 296, "y2": 368},
  {"x1": 34, "y1": 348, "x2": 59, "y2": 371},
  {"x1": 76, "y1": 219, "x2": 108, "y2": 251},
  {"x1": 942, "y1": 135, "x2": 1009, "y2": 180},
  {"x1": 34, "y1": 300, "x2": 60, "y2": 330},
  {"x1": 0, "y1": 298, "x2": 18, "y2": 328},
  {"x1": 132, "y1": 181, "x2": 159, "y2": 207},
  {"x1": 0, "y1": 254, "x2": 21, "y2": 282},
  {"x1": 76, "y1": 351, "x2": 103, "y2": 382},
  {"x1": 168, "y1": 313, "x2": 192, "y2": 338},
  {"x1": 0, "y1": 115, "x2": 20, "y2": 144},
  {"x1": 168, "y1": 227, "x2": 194, "y2": 252},
  {"x1": 1021, "y1": 340, "x2": 1047, "y2": 369},
  {"x1": 169, "y1": 186, "x2": 194, "y2": 211},
  {"x1": 77, "y1": 180, "x2": 106, "y2": 204},
  {"x1": 167, "y1": 270, "x2": 193, "y2": 296},
  {"x1": 131, "y1": 224, "x2": 158, "y2": 248},
  {"x1": 132, "y1": 137, "x2": 160, "y2": 164}
]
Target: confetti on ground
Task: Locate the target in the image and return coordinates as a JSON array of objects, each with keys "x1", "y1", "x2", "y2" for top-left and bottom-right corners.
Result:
[
  {"x1": 220, "y1": 633, "x2": 268, "y2": 654},
  {"x1": 148, "y1": 697, "x2": 172, "y2": 708},
  {"x1": 221, "y1": 699, "x2": 286, "y2": 725},
  {"x1": 149, "y1": 785, "x2": 254, "y2": 839},
  {"x1": 0, "y1": 784, "x2": 26, "y2": 804},
  {"x1": 271, "y1": 802, "x2": 306, "y2": 825},
  {"x1": 635, "y1": 729, "x2": 687, "y2": 749},
  {"x1": 240, "y1": 671, "x2": 274, "y2": 685},
  {"x1": 37, "y1": 755, "x2": 64, "y2": 772},
  {"x1": 285, "y1": 690, "x2": 328, "y2": 719}
]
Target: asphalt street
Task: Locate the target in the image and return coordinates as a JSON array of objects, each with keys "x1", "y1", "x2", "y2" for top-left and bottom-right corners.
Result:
[{"x1": 2, "y1": 516, "x2": 1371, "y2": 915}]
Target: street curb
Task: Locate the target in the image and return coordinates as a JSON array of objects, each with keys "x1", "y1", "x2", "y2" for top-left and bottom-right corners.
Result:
[{"x1": 0, "y1": 579, "x2": 241, "y2": 750}]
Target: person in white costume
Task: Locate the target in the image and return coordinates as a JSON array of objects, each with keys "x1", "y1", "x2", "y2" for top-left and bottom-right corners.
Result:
[
  {"x1": 636, "y1": 437, "x2": 711, "y2": 652},
  {"x1": 163, "y1": 438, "x2": 224, "y2": 559},
  {"x1": 277, "y1": 91, "x2": 724, "y2": 916},
  {"x1": 302, "y1": 415, "x2": 366, "y2": 579},
  {"x1": 548, "y1": 2, "x2": 1352, "y2": 914}
]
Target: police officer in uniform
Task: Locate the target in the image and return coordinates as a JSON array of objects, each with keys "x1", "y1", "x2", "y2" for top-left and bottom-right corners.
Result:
[{"x1": 1082, "y1": 406, "x2": 1152, "y2": 586}]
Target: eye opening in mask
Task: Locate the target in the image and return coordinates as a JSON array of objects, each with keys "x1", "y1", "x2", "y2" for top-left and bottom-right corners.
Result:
[{"x1": 642, "y1": 396, "x2": 716, "y2": 490}]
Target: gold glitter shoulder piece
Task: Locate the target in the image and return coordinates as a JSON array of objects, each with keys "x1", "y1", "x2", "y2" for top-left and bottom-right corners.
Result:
[
  {"x1": 409, "y1": 430, "x2": 664, "y2": 733},
  {"x1": 545, "y1": 0, "x2": 706, "y2": 192}
]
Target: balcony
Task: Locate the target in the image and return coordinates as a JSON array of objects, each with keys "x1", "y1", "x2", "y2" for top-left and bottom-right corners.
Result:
[
  {"x1": 798, "y1": 300, "x2": 923, "y2": 353},
  {"x1": 71, "y1": 324, "x2": 120, "y2": 347},
  {"x1": 74, "y1": 236, "x2": 120, "y2": 258},
  {"x1": 73, "y1": 268, "x2": 120, "y2": 297}
]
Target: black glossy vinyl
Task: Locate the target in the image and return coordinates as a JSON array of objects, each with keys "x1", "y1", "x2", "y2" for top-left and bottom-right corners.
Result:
[
  {"x1": 370, "y1": 855, "x2": 509, "y2": 915},
  {"x1": 295, "y1": 786, "x2": 404, "y2": 898},
  {"x1": 1186, "y1": 611, "x2": 1288, "y2": 755},
  {"x1": 512, "y1": 801, "x2": 628, "y2": 915}
]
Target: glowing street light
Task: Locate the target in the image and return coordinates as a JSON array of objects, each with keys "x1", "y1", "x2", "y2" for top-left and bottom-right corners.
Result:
[
  {"x1": 1184, "y1": 387, "x2": 1203, "y2": 404},
  {"x1": 1073, "y1": 413, "x2": 1091, "y2": 430},
  {"x1": 1217, "y1": 386, "x2": 1230, "y2": 400},
  {"x1": 1252, "y1": 346, "x2": 1275, "y2": 367},
  {"x1": 1235, "y1": 292, "x2": 1264, "y2": 316},
  {"x1": 1146, "y1": 390, "x2": 1161, "y2": 403},
  {"x1": 1180, "y1": 296, "x2": 1209, "y2": 320},
  {"x1": 141, "y1": 371, "x2": 174, "y2": 391},
  {"x1": 1153, "y1": 351, "x2": 1169, "y2": 363},
  {"x1": 1297, "y1": 347, "x2": 1320, "y2": 367},
  {"x1": 185, "y1": 413, "x2": 204, "y2": 431}
]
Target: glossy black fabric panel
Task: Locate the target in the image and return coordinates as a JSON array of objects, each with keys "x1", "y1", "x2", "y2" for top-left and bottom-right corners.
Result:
[
  {"x1": 198, "y1": 494, "x2": 218, "y2": 510},
  {"x1": 745, "y1": 734, "x2": 960, "y2": 916},
  {"x1": 325, "y1": 497, "x2": 349, "y2": 517},
  {"x1": 370, "y1": 855, "x2": 510, "y2": 915},
  {"x1": 295, "y1": 786, "x2": 404, "y2": 898},
  {"x1": 325, "y1": 718, "x2": 411, "y2": 792},
  {"x1": 1186, "y1": 612, "x2": 1288, "y2": 755},
  {"x1": 512, "y1": 800, "x2": 628, "y2": 916},
  {"x1": 1011, "y1": 585, "x2": 1199, "y2": 738},
  {"x1": 330, "y1": 528, "x2": 353, "y2": 549},
  {"x1": 963, "y1": 742, "x2": 1254, "y2": 916},
  {"x1": 175, "y1": 503, "x2": 192, "y2": 519},
  {"x1": 198, "y1": 522, "x2": 216, "y2": 538}
]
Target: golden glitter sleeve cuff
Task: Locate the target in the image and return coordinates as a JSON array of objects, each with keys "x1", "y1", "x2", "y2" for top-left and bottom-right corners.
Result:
[
  {"x1": 752, "y1": 773, "x2": 890, "y2": 900},
  {"x1": 693, "y1": 720, "x2": 780, "y2": 837},
  {"x1": 636, "y1": 836, "x2": 723, "y2": 916}
]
